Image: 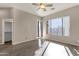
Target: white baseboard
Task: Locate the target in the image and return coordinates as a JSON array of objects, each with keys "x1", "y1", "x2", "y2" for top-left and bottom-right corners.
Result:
[
  {"x1": 49, "y1": 39, "x2": 79, "y2": 46},
  {"x1": 12, "y1": 39, "x2": 36, "y2": 45}
]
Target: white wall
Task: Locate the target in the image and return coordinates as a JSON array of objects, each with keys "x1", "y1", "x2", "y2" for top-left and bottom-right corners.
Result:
[
  {"x1": 0, "y1": 8, "x2": 12, "y2": 44},
  {"x1": 13, "y1": 8, "x2": 41, "y2": 45},
  {"x1": 0, "y1": 8, "x2": 13, "y2": 19}
]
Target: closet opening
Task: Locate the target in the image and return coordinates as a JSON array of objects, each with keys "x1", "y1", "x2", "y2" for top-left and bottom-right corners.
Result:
[{"x1": 2, "y1": 19, "x2": 13, "y2": 45}]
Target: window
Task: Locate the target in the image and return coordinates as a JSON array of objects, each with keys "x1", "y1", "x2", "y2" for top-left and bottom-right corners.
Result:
[
  {"x1": 48, "y1": 16, "x2": 70, "y2": 36},
  {"x1": 63, "y1": 16, "x2": 70, "y2": 36},
  {"x1": 48, "y1": 18, "x2": 62, "y2": 36}
]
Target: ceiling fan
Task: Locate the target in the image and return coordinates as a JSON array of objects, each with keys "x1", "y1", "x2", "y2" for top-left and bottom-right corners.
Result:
[{"x1": 32, "y1": 3, "x2": 55, "y2": 11}]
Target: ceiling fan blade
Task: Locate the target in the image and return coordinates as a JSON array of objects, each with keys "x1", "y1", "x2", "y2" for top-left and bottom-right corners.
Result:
[
  {"x1": 43, "y1": 8, "x2": 46, "y2": 11},
  {"x1": 37, "y1": 8, "x2": 46, "y2": 11},
  {"x1": 46, "y1": 4, "x2": 53, "y2": 7},
  {"x1": 36, "y1": 7, "x2": 40, "y2": 10},
  {"x1": 51, "y1": 7, "x2": 55, "y2": 10},
  {"x1": 32, "y1": 3, "x2": 39, "y2": 6}
]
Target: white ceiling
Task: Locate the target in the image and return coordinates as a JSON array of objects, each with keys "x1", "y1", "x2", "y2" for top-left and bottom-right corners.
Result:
[{"x1": 0, "y1": 3, "x2": 79, "y2": 17}]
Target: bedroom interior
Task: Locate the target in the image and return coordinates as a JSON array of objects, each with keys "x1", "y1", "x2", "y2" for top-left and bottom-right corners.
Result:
[{"x1": 0, "y1": 3, "x2": 79, "y2": 56}]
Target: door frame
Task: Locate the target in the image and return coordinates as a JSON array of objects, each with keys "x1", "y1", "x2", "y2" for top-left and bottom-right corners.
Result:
[{"x1": 2, "y1": 19, "x2": 13, "y2": 44}]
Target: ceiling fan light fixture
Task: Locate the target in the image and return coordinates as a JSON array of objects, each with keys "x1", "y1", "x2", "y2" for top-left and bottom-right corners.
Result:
[
  {"x1": 40, "y1": 3, "x2": 46, "y2": 9},
  {"x1": 32, "y1": 3, "x2": 54, "y2": 11}
]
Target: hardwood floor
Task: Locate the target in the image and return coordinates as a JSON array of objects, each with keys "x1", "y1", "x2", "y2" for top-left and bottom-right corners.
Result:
[
  {"x1": 5, "y1": 41, "x2": 12, "y2": 45},
  {"x1": 43, "y1": 42, "x2": 68, "y2": 56},
  {"x1": 0, "y1": 40, "x2": 39, "y2": 56},
  {"x1": 0, "y1": 39, "x2": 79, "y2": 56},
  {"x1": 45, "y1": 40, "x2": 79, "y2": 56}
]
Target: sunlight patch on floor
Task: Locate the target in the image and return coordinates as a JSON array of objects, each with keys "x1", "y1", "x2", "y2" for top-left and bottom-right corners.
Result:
[{"x1": 43, "y1": 42, "x2": 68, "y2": 56}]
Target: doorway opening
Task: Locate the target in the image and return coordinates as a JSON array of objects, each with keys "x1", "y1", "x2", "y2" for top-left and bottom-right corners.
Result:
[
  {"x1": 4, "y1": 22, "x2": 12, "y2": 45},
  {"x1": 2, "y1": 19, "x2": 13, "y2": 45}
]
